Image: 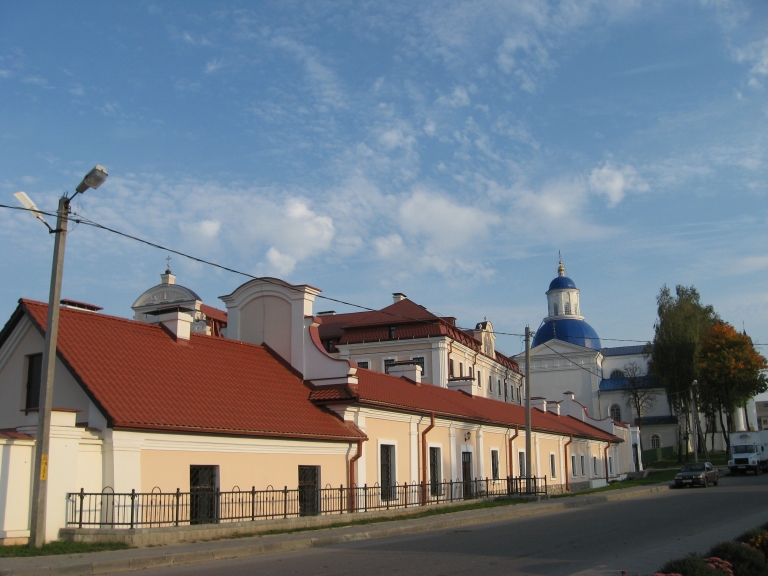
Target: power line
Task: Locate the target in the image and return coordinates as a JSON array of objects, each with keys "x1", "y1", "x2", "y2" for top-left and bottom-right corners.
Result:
[
  {"x1": 2, "y1": 203, "x2": 767, "y2": 347},
  {"x1": 539, "y1": 341, "x2": 602, "y2": 379}
]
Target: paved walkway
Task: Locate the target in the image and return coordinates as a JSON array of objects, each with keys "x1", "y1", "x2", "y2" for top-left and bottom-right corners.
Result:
[{"x1": 0, "y1": 485, "x2": 668, "y2": 576}]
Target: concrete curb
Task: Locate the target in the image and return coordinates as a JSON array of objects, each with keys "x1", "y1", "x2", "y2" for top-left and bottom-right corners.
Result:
[{"x1": 0, "y1": 484, "x2": 670, "y2": 576}]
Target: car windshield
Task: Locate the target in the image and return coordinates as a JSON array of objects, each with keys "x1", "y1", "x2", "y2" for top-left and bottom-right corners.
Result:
[
  {"x1": 682, "y1": 463, "x2": 705, "y2": 472},
  {"x1": 733, "y1": 445, "x2": 757, "y2": 454}
]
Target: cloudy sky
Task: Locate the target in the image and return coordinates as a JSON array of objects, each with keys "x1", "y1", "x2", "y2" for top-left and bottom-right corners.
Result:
[{"x1": 1, "y1": 1, "x2": 767, "y2": 360}]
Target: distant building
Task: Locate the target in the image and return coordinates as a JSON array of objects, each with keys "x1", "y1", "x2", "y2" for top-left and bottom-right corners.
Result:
[{"x1": 757, "y1": 401, "x2": 768, "y2": 430}]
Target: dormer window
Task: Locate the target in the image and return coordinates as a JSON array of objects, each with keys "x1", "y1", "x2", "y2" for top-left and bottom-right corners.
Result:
[{"x1": 389, "y1": 326, "x2": 395, "y2": 339}]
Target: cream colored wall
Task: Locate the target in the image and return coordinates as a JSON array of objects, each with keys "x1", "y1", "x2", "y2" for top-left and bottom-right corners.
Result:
[
  {"x1": 0, "y1": 317, "x2": 92, "y2": 429},
  {"x1": 238, "y1": 296, "x2": 292, "y2": 360},
  {"x1": 140, "y1": 450, "x2": 350, "y2": 493},
  {"x1": 362, "y1": 416, "x2": 414, "y2": 487},
  {"x1": 0, "y1": 438, "x2": 34, "y2": 543}
]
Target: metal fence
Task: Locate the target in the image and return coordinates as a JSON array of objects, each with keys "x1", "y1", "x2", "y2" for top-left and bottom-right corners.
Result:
[{"x1": 67, "y1": 476, "x2": 547, "y2": 529}]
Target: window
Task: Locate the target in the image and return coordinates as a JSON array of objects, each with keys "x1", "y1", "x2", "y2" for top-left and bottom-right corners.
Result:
[
  {"x1": 25, "y1": 354, "x2": 43, "y2": 411},
  {"x1": 497, "y1": 380, "x2": 501, "y2": 396},
  {"x1": 518, "y1": 451, "x2": 526, "y2": 477},
  {"x1": 571, "y1": 455, "x2": 577, "y2": 477},
  {"x1": 651, "y1": 434, "x2": 661, "y2": 449},
  {"x1": 610, "y1": 369, "x2": 624, "y2": 378},
  {"x1": 488, "y1": 375, "x2": 492, "y2": 391},
  {"x1": 469, "y1": 366, "x2": 473, "y2": 379},
  {"x1": 384, "y1": 359, "x2": 396, "y2": 374},
  {"x1": 429, "y1": 447, "x2": 442, "y2": 496},
  {"x1": 449, "y1": 359, "x2": 454, "y2": 377},
  {"x1": 593, "y1": 456, "x2": 598, "y2": 475},
  {"x1": 190, "y1": 465, "x2": 218, "y2": 524},
  {"x1": 476, "y1": 369, "x2": 480, "y2": 385},
  {"x1": 491, "y1": 450, "x2": 500, "y2": 480},
  {"x1": 575, "y1": 304, "x2": 579, "y2": 315},
  {"x1": 609, "y1": 404, "x2": 622, "y2": 422},
  {"x1": 411, "y1": 356, "x2": 425, "y2": 377},
  {"x1": 388, "y1": 326, "x2": 396, "y2": 339},
  {"x1": 550, "y1": 454, "x2": 557, "y2": 479},
  {"x1": 381, "y1": 444, "x2": 396, "y2": 500},
  {"x1": 459, "y1": 362, "x2": 463, "y2": 377},
  {"x1": 553, "y1": 303, "x2": 559, "y2": 316},
  {"x1": 608, "y1": 456, "x2": 613, "y2": 475},
  {"x1": 564, "y1": 302, "x2": 571, "y2": 315},
  {"x1": 356, "y1": 361, "x2": 369, "y2": 369},
  {"x1": 580, "y1": 455, "x2": 585, "y2": 476}
]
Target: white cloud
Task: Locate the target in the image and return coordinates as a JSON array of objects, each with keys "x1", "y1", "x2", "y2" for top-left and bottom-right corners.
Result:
[
  {"x1": 21, "y1": 75, "x2": 51, "y2": 88},
  {"x1": 588, "y1": 162, "x2": 648, "y2": 207},
  {"x1": 264, "y1": 248, "x2": 296, "y2": 277},
  {"x1": 734, "y1": 36, "x2": 768, "y2": 77},
  {"x1": 205, "y1": 59, "x2": 223, "y2": 73},
  {"x1": 0, "y1": 70, "x2": 10, "y2": 78},
  {"x1": 436, "y1": 86, "x2": 471, "y2": 107},
  {"x1": 373, "y1": 234, "x2": 405, "y2": 258}
]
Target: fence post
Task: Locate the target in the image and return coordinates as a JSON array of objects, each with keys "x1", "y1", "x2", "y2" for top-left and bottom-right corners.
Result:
[
  {"x1": 364, "y1": 484, "x2": 368, "y2": 513},
  {"x1": 77, "y1": 488, "x2": 84, "y2": 528},
  {"x1": 283, "y1": 486, "x2": 288, "y2": 519},
  {"x1": 174, "y1": 488, "x2": 180, "y2": 527},
  {"x1": 129, "y1": 489, "x2": 136, "y2": 529},
  {"x1": 251, "y1": 486, "x2": 256, "y2": 522}
]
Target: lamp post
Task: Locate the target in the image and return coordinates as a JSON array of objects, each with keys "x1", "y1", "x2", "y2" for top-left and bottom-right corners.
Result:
[
  {"x1": 17, "y1": 165, "x2": 108, "y2": 548},
  {"x1": 524, "y1": 326, "x2": 532, "y2": 492}
]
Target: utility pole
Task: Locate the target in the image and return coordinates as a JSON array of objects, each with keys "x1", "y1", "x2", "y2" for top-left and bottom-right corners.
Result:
[
  {"x1": 18, "y1": 165, "x2": 108, "y2": 548},
  {"x1": 525, "y1": 325, "x2": 532, "y2": 493},
  {"x1": 28, "y1": 196, "x2": 69, "y2": 548}
]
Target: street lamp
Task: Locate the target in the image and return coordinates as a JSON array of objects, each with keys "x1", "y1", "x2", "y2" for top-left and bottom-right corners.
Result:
[{"x1": 15, "y1": 165, "x2": 108, "y2": 548}]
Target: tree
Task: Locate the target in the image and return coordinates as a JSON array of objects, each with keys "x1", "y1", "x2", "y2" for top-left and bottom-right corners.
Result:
[
  {"x1": 647, "y1": 285, "x2": 718, "y2": 461},
  {"x1": 620, "y1": 361, "x2": 657, "y2": 451},
  {"x1": 696, "y1": 322, "x2": 768, "y2": 456}
]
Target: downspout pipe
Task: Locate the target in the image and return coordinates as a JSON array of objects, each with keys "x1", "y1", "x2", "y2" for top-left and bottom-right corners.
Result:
[
  {"x1": 421, "y1": 412, "x2": 436, "y2": 504},
  {"x1": 508, "y1": 425, "x2": 519, "y2": 477},
  {"x1": 564, "y1": 434, "x2": 574, "y2": 492},
  {"x1": 604, "y1": 441, "x2": 611, "y2": 483},
  {"x1": 348, "y1": 438, "x2": 366, "y2": 512}
]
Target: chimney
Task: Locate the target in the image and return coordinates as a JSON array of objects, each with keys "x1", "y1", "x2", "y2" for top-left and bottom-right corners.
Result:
[
  {"x1": 447, "y1": 376, "x2": 474, "y2": 396},
  {"x1": 547, "y1": 402, "x2": 561, "y2": 416},
  {"x1": 387, "y1": 361, "x2": 422, "y2": 383},
  {"x1": 531, "y1": 397, "x2": 547, "y2": 412},
  {"x1": 161, "y1": 270, "x2": 176, "y2": 285},
  {"x1": 392, "y1": 292, "x2": 407, "y2": 303},
  {"x1": 148, "y1": 308, "x2": 193, "y2": 340}
]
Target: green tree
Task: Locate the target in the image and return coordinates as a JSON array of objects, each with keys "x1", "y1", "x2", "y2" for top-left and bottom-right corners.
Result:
[
  {"x1": 697, "y1": 322, "x2": 768, "y2": 456},
  {"x1": 620, "y1": 361, "x2": 657, "y2": 451},
  {"x1": 647, "y1": 285, "x2": 718, "y2": 461}
]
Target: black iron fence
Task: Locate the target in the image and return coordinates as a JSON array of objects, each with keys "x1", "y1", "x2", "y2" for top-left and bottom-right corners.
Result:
[{"x1": 67, "y1": 476, "x2": 547, "y2": 529}]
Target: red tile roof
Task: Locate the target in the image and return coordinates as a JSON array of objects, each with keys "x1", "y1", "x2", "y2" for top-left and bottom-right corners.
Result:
[
  {"x1": 311, "y1": 369, "x2": 620, "y2": 443},
  {"x1": 15, "y1": 300, "x2": 363, "y2": 441},
  {"x1": 0, "y1": 428, "x2": 34, "y2": 440},
  {"x1": 316, "y1": 311, "x2": 372, "y2": 341},
  {"x1": 200, "y1": 304, "x2": 227, "y2": 324}
]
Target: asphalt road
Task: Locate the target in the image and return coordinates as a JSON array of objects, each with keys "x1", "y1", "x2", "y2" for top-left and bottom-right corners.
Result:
[{"x1": 137, "y1": 473, "x2": 768, "y2": 576}]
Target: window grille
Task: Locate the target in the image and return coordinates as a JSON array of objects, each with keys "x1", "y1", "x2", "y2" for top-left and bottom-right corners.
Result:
[
  {"x1": 429, "y1": 447, "x2": 442, "y2": 496},
  {"x1": 381, "y1": 445, "x2": 396, "y2": 500},
  {"x1": 580, "y1": 455, "x2": 585, "y2": 476},
  {"x1": 356, "y1": 361, "x2": 369, "y2": 369},
  {"x1": 550, "y1": 454, "x2": 557, "y2": 478},
  {"x1": 610, "y1": 404, "x2": 622, "y2": 422},
  {"x1": 411, "y1": 356, "x2": 425, "y2": 377},
  {"x1": 651, "y1": 434, "x2": 661, "y2": 449},
  {"x1": 553, "y1": 303, "x2": 559, "y2": 316},
  {"x1": 610, "y1": 369, "x2": 624, "y2": 378},
  {"x1": 519, "y1": 452, "x2": 526, "y2": 477},
  {"x1": 384, "y1": 359, "x2": 396, "y2": 374},
  {"x1": 564, "y1": 302, "x2": 571, "y2": 315},
  {"x1": 449, "y1": 359, "x2": 454, "y2": 377},
  {"x1": 571, "y1": 455, "x2": 577, "y2": 477},
  {"x1": 491, "y1": 450, "x2": 499, "y2": 480}
]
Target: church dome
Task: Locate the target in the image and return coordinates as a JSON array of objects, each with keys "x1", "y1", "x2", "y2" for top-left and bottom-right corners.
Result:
[
  {"x1": 548, "y1": 276, "x2": 576, "y2": 291},
  {"x1": 532, "y1": 318, "x2": 601, "y2": 350}
]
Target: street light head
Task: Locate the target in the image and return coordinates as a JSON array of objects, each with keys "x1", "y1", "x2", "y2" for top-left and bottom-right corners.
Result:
[{"x1": 75, "y1": 165, "x2": 108, "y2": 194}]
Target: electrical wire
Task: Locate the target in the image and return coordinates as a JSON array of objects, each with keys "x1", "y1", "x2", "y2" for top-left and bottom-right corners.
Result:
[{"x1": 2, "y1": 203, "x2": 766, "y2": 346}]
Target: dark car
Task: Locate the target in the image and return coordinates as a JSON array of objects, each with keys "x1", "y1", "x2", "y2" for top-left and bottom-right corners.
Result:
[{"x1": 674, "y1": 462, "x2": 719, "y2": 488}]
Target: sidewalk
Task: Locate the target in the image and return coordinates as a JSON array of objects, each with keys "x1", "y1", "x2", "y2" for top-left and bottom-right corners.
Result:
[{"x1": 0, "y1": 484, "x2": 670, "y2": 576}]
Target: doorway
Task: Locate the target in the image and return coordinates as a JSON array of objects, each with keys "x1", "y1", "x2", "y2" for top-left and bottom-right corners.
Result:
[
  {"x1": 190, "y1": 465, "x2": 217, "y2": 525},
  {"x1": 461, "y1": 452, "x2": 473, "y2": 499},
  {"x1": 298, "y1": 465, "x2": 320, "y2": 516}
]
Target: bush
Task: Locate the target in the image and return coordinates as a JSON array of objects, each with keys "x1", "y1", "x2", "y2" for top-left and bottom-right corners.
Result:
[
  {"x1": 707, "y1": 541, "x2": 768, "y2": 576},
  {"x1": 735, "y1": 528, "x2": 767, "y2": 544},
  {"x1": 658, "y1": 554, "x2": 727, "y2": 576},
  {"x1": 746, "y1": 534, "x2": 768, "y2": 561}
]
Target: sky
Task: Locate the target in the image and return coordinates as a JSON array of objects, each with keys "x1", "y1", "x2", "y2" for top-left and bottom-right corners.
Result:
[{"x1": 1, "y1": 0, "x2": 767, "y2": 363}]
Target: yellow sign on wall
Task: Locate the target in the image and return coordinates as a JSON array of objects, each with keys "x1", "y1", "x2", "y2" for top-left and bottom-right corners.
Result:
[{"x1": 40, "y1": 454, "x2": 48, "y2": 481}]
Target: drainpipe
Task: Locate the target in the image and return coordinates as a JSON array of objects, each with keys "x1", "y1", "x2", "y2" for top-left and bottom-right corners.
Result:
[
  {"x1": 421, "y1": 412, "x2": 436, "y2": 504},
  {"x1": 604, "y1": 442, "x2": 610, "y2": 483},
  {"x1": 564, "y1": 434, "x2": 574, "y2": 492},
  {"x1": 348, "y1": 438, "x2": 366, "y2": 512},
  {"x1": 508, "y1": 425, "x2": 519, "y2": 477}
]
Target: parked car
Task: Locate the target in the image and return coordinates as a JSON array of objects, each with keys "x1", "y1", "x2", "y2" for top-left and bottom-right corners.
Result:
[{"x1": 673, "y1": 462, "x2": 719, "y2": 488}]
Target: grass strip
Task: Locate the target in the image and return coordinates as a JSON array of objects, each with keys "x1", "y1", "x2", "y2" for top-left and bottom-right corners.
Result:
[
  {"x1": 0, "y1": 541, "x2": 131, "y2": 558},
  {"x1": 550, "y1": 469, "x2": 678, "y2": 498}
]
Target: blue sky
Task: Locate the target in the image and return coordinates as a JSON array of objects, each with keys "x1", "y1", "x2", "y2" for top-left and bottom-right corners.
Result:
[{"x1": 1, "y1": 1, "x2": 767, "y2": 362}]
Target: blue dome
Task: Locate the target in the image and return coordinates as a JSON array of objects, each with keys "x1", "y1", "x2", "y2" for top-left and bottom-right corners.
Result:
[
  {"x1": 548, "y1": 276, "x2": 576, "y2": 291},
  {"x1": 532, "y1": 318, "x2": 601, "y2": 350}
]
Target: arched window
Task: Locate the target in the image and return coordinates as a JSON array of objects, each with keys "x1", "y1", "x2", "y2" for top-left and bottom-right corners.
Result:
[
  {"x1": 553, "y1": 303, "x2": 559, "y2": 316},
  {"x1": 564, "y1": 302, "x2": 571, "y2": 315},
  {"x1": 651, "y1": 434, "x2": 661, "y2": 449},
  {"x1": 488, "y1": 375, "x2": 492, "y2": 391},
  {"x1": 609, "y1": 404, "x2": 622, "y2": 422},
  {"x1": 610, "y1": 369, "x2": 624, "y2": 378}
]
